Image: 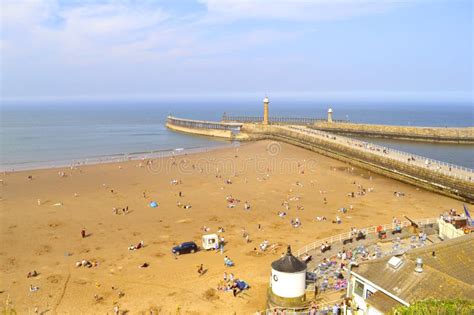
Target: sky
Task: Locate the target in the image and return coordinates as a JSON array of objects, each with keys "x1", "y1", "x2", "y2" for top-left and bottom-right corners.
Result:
[{"x1": 0, "y1": 0, "x2": 472, "y2": 102}]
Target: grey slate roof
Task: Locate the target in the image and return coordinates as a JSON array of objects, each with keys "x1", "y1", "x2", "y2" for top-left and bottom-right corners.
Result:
[
  {"x1": 271, "y1": 246, "x2": 307, "y2": 273},
  {"x1": 352, "y1": 234, "x2": 474, "y2": 303}
]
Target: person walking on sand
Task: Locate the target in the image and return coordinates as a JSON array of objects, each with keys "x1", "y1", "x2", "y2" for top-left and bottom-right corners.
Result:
[
  {"x1": 197, "y1": 264, "x2": 204, "y2": 276},
  {"x1": 81, "y1": 229, "x2": 86, "y2": 238}
]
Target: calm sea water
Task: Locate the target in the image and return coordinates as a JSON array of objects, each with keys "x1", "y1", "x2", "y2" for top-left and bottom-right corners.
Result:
[{"x1": 1, "y1": 99, "x2": 473, "y2": 170}]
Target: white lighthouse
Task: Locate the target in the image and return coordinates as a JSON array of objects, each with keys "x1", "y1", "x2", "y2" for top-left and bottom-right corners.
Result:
[
  {"x1": 327, "y1": 108, "x2": 333, "y2": 123},
  {"x1": 268, "y1": 246, "x2": 307, "y2": 308}
]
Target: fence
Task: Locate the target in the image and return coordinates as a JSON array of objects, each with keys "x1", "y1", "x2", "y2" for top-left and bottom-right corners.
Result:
[
  {"x1": 256, "y1": 299, "x2": 344, "y2": 315},
  {"x1": 222, "y1": 114, "x2": 347, "y2": 125},
  {"x1": 294, "y1": 217, "x2": 439, "y2": 257},
  {"x1": 286, "y1": 126, "x2": 474, "y2": 182},
  {"x1": 167, "y1": 116, "x2": 243, "y2": 131}
]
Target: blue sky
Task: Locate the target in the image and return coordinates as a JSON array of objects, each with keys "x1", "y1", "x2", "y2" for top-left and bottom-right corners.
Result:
[{"x1": 1, "y1": 0, "x2": 472, "y2": 102}]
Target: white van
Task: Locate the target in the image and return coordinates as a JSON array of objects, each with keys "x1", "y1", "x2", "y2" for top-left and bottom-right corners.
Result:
[{"x1": 202, "y1": 234, "x2": 219, "y2": 250}]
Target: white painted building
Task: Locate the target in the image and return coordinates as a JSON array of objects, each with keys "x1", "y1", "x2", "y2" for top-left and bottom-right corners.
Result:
[{"x1": 268, "y1": 246, "x2": 307, "y2": 308}]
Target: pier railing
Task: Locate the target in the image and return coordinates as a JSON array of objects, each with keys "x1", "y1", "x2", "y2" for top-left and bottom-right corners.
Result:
[
  {"x1": 287, "y1": 126, "x2": 474, "y2": 182},
  {"x1": 167, "y1": 115, "x2": 243, "y2": 131},
  {"x1": 293, "y1": 217, "x2": 439, "y2": 257},
  {"x1": 222, "y1": 114, "x2": 347, "y2": 125}
]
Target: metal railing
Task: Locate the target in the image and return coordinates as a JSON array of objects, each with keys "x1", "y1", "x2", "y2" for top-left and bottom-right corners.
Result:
[
  {"x1": 256, "y1": 299, "x2": 344, "y2": 315},
  {"x1": 294, "y1": 217, "x2": 439, "y2": 257},
  {"x1": 222, "y1": 114, "x2": 347, "y2": 125}
]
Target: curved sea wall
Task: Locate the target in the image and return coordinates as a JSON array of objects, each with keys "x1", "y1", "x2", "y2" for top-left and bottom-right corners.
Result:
[
  {"x1": 166, "y1": 116, "x2": 250, "y2": 140},
  {"x1": 313, "y1": 122, "x2": 474, "y2": 143},
  {"x1": 167, "y1": 117, "x2": 474, "y2": 202}
]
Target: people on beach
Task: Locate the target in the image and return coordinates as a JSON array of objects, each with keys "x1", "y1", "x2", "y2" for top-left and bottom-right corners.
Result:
[
  {"x1": 27, "y1": 270, "x2": 38, "y2": 278},
  {"x1": 197, "y1": 264, "x2": 204, "y2": 276},
  {"x1": 128, "y1": 240, "x2": 144, "y2": 251}
]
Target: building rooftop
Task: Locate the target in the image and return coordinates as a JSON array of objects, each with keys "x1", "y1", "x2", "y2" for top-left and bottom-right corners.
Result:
[
  {"x1": 366, "y1": 291, "x2": 403, "y2": 313},
  {"x1": 271, "y1": 246, "x2": 307, "y2": 273},
  {"x1": 352, "y1": 234, "x2": 474, "y2": 303}
]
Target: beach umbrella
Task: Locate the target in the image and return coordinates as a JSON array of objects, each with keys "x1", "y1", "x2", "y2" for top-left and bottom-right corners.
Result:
[{"x1": 149, "y1": 201, "x2": 158, "y2": 208}]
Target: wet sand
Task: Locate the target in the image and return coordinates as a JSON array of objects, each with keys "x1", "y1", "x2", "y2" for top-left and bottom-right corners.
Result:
[{"x1": 0, "y1": 140, "x2": 462, "y2": 314}]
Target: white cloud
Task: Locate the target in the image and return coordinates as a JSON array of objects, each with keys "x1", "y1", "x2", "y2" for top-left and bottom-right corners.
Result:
[
  {"x1": 198, "y1": 0, "x2": 402, "y2": 23},
  {"x1": 0, "y1": 0, "x2": 410, "y2": 98}
]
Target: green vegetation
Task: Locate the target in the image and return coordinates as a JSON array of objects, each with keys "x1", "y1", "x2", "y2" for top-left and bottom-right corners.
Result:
[{"x1": 391, "y1": 299, "x2": 474, "y2": 315}]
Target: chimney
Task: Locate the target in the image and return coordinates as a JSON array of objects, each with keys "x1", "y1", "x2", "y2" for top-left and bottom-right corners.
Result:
[{"x1": 415, "y1": 257, "x2": 423, "y2": 273}]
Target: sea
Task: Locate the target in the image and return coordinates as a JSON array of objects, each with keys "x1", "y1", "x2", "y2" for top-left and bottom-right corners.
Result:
[{"x1": 1, "y1": 99, "x2": 473, "y2": 171}]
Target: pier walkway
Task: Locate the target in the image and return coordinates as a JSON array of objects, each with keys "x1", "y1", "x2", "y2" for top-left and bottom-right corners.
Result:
[{"x1": 284, "y1": 125, "x2": 473, "y2": 182}]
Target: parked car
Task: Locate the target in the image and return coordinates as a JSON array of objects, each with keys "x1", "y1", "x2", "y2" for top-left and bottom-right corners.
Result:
[{"x1": 172, "y1": 241, "x2": 198, "y2": 255}]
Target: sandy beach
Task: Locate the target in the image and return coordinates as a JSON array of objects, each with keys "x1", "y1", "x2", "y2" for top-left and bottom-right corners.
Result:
[{"x1": 0, "y1": 140, "x2": 463, "y2": 314}]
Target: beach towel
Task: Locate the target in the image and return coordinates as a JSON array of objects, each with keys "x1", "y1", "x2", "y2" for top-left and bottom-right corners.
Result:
[{"x1": 149, "y1": 201, "x2": 158, "y2": 208}]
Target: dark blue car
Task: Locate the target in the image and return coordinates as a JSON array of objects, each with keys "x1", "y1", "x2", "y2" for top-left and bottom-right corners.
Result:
[{"x1": 172, "y1": 241, "x2": 198, "y2": 255}]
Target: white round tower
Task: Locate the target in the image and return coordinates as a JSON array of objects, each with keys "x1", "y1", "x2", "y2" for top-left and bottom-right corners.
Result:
[
  {"x1": 327, "y1": 108, "x2": 333, "y2": 123},
  {"x1": 263, "y1": 96, "x2": 269, "y2": 125},
  {"x1": 268, "y1": 246, "x2": 307, "y2": 308}
]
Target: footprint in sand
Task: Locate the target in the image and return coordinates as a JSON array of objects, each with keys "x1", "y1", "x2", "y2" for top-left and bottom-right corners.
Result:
[
  {"x1": 35, "y1": 245, "x2": 52, "y2": 256},
  {"x1": 47, "y1": 275, "x2": 62, "y2": 284},
  {"x1": 48, "y1": 222, "x2": 62, "y2": 229}
]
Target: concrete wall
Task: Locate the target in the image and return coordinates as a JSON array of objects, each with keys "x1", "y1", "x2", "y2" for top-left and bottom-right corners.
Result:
[
  {"x1": 313, "y1": 122, "x2": 474, "y2": 143},
  {"x1": 166, "y1": 122, "x2": 251, "y2": 140}
]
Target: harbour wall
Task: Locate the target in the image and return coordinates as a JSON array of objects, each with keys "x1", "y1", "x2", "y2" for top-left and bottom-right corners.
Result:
[
  {"x1": 165, "y1": 122, "x2": 250, "y2": 140},
  {"x1": 313, "y1": 122, "x2": 474, "y2": 144},
  {"x1": 166, "y1": 118, "x2": 474, "y2": 203}
]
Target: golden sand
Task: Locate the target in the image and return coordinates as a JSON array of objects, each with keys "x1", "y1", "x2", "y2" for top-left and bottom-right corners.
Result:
[{"x1": 0, "y1": 140, "x2": 462, "y2": 314}]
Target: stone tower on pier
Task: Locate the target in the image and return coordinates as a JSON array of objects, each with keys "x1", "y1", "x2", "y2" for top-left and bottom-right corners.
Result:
[
  {"x1": 327, "y1": 108, "x2": 333, "y2": 123},
  {"x1": 263, "y1": 96, "x2": 269, "y2": 125}
]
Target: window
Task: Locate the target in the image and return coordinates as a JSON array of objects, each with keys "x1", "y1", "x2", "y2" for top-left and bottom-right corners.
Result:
[
  {"x1": 354, "y1": 280, "x2": 364, "y2": 297},
  {"x1": 366, "y1": 289, "x2": 375, "y2": 299}
]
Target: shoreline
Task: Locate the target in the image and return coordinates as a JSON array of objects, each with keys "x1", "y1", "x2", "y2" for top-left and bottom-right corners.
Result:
[{"x1": 0, "y1": 142, "x2": 240, "y2": 173}]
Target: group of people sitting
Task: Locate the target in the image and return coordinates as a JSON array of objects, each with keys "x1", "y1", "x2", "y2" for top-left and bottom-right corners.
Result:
[
  {"x1": 259, "y1": 240, "x2": 269, "y2": 251},
  {"x1": 290, "y1": 218, "x2": 301, "y2": 228},
  {"x1": 440, "y1": 209, "x2": 459, "y2": 223},
  {"x1": 27, "y1": 270, "x2": 39, "y2": 278},
  {"x1": 112, "y1": 206, "x2": 129, "y2": 215},
  {"x1": 320, "y1": 241, "x2": 331, "y2": 253},
  {"x1": 128, "y1": 240, "x2": 144, "y2": 251},
  {"x1": 176, "y1": 201, "x2": 192, "y2": 209},
  {"x1": 226, "y1": 195, "x2": 240, "y2": 208},
  {"x1": 170, "y1": 179, "x2": 182, "y2": 185},
  {"x1": 217, "y1": 277, "x2": 249, "y2": 297},
  {"x1": 224, "y1": 256, "x2": 234, "y2": 267},
  {"x1": 75, "y1": 259, "x2": 98, "y2": 268}
]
